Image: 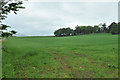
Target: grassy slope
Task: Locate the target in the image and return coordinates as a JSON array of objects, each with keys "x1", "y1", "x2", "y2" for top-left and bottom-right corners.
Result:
[{"x1": 2, "y1": 33, "x2": 118, "y2": 78}]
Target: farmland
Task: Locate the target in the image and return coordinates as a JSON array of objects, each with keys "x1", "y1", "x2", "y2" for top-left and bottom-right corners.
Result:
[{"x1": 2, "y1": 33, "x2": 118, "y2": 78}]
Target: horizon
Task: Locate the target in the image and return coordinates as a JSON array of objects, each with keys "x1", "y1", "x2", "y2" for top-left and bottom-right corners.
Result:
[{"x1": 3, "y1": 1, "x2": 118, "y2": 36}]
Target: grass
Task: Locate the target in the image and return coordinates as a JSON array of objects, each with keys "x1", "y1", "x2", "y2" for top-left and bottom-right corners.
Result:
[{"x1": 2, "y1": 33, "x2": 118, "y2": 78}]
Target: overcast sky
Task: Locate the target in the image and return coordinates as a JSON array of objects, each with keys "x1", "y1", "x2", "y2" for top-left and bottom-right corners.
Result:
[{"x1": 3, "y1": 0, "x2": 118, "y2": 36}]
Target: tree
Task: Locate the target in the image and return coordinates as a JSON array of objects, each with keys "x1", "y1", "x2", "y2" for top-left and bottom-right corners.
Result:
[
  {"x1": 93, "y1": 25, "x2": 99, "y2": 33},
  {"x1": 10, "y1": 30, "x2": 17, "y2": 34},
  {"x1": 0, "y1": 24, "x2": 10, "y2": 30},
  {"x1": 54, "y1": 29, "x2": 60, "y2": 36},
  {"x1": 102, "y1": 23, "x2": 107, "y2": 33},
  {"x1": 74, "y1": 25, "x2": 82, "y2": 35},
  {"x1": 65, "y1": 27, "x2": 74, "y2": 36},
  {"x1": 54, "y1": 27, "x2": 74, "y2": 37},
  {"x1": 74, "y1": 25, "x2": 95, "y2": 34},
  {"x1": 110, "y1": 23, "x2": 118, "y2": 34},
  {"x1": 0, "y1": 0, "x2": 25, "y2": 38},
  {"x1": 2, "y1": 32, "x2": 12, "y2": 37},
  {"x1": 108, "y1": 22, "x2": 117, "y2": 33},
  {"x1": 107, "y1": 22, "x2": 119, "y2": 34},
  {"x1": 54, "y1": 22, "x2": 119, "y2": 36}
]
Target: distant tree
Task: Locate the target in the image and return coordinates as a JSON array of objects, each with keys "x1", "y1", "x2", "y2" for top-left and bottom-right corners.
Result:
[
  {"x1": 87, "y1": 26, "x2": 94, "y2": 34},
  {"x1": 74, "y1": 26, "x2": 95, "y2": 34},
  {"x1": 102, "y1": 23, "x2": 107, "y2": 33},
  {"x1": 54, "y1": 27, "x2": 73, "y2": 37},
  {"x1": 108, "y1": 22, "x2": 117, "y2": 33},
  {"x1": 74, "y1": 25, "x2": 82, "y2": 35},
  {"x1": 54, "y1": 22, "x2": 119, "y2": 36},
  {"x1": 110, "y1": 23, "x2": 118, "y2": 34},
  {"x1": 65, "y1": 27, "x2": 73, "y2": 36},
  {"x1": 54, "y1": 29, "x2": 61, "y2": 36},
  {"x1": 93, "y1": 25, "x2": 99, "y2": 33}
]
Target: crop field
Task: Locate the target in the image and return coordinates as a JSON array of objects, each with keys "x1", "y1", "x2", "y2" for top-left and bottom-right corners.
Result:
[{"x1": 2, "y1": 33, "x2": 118, "y2": 78}]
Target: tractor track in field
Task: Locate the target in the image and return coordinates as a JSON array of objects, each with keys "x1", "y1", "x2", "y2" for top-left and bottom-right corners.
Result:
[
  {"x1": 73, "y1": 53, "x2": 97, "y2": 64},
  {"x1": 72, "y1": 53, "x2": 110, "y2": 68},
  {"x1": 53, "y1": 52, "x2": 74, "y2": 77},
  {"x1": 70, "y1": 52, "x2": 111, "y2": 77},
  {"x1": 53, "y1": 52, "x2": 83, "y2": 78},
  {"x1": 53, "y1": 52, "x2": 104, "y2": 78}
]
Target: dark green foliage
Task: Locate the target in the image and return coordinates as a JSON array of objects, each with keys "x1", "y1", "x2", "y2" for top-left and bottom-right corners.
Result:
[
  {"x1": 0, "y1": 24, "x2": 10, "y2": 30},
  {"x1": 0, "y1": 0, "x2": 25, "y2": 37},
  {"x1": 93, "y1": 25, "x2": 99, "y2": 33},
  {"x1": 54, "y1": 22, "x2": 120, "y2": 36},
  {"x1": 10, "y1": 30, "x2": 17, "y2": 34},
  {"x1": 74, "y1": 25, "x2": 95, "y2": 34},
  {"x1": 0, "y1": 1, "x2": 25, "y2": 21},
  {"x1": 108, "y1": 22, "x2": 117, "y2": 33},
  {"x1": 54, "y1": 27, "x2": 74, "y2": 36},
  {"x1": 101, "y1": 23, "x2": 107, "y2": 33},
  {"x1": 2, "y1": 32, "x2": 12, "y2": 37},
  {"x1": 108, "y1": 22, "x2": 120, "y2": 34}
]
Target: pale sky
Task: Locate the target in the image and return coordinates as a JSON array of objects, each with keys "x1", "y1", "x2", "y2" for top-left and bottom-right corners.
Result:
[{"x1": 3, "y1": 0, "x2": 118, "y2": 36}]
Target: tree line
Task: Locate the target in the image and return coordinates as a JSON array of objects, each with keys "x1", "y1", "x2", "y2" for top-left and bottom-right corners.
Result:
[{"x1": 54, "y1": 22, "x2": 120, "y2": 37}]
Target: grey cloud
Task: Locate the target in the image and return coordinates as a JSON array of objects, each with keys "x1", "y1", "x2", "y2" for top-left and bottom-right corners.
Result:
[{"x1": 3, "y1": 2, "x2": 118, "y2": 36}]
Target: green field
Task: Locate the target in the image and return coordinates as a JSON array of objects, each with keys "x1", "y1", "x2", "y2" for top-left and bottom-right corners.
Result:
[{"x1": 2, "y1": 33, "x2": 118, "y2": 78}]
